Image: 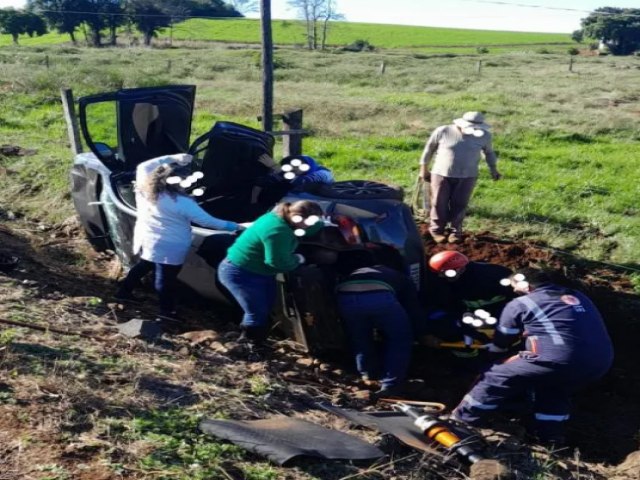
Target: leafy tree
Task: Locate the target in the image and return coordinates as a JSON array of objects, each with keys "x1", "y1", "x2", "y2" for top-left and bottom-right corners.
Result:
[
  {"x1": 180, "y1": 0, "x2": 241, "y2": 17},
  {"x1": 227, "y1": 0, "x2": 258, "y2": 15},
  {"x1": 102, "y1": 0, "x2": 126, "y2": 46},
  {"x1": 571, "y1": 29, "x2": 583, "y2": 44},
  {"x1": 127, "y1": 0, "x2": 171, "y2": 46},
  {"x1": 580, "y1": 7, "x2": 640, "y2": 55},
  {"x1": 0, "y1": 8, "x2": 47, "y2": 44},
  {"x1": 28, "y1": 0, "x2": 84, "y2": 43}
]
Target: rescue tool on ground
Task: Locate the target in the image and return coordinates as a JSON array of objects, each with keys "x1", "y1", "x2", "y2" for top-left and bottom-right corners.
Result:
[{"x1": 392, "y1": 403, "x2": 486, "y2": 464}]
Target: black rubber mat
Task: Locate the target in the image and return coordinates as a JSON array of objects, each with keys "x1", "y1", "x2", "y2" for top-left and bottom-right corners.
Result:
[{"x1": 199, "y1": 416, "x2": 385, "y2": 465}]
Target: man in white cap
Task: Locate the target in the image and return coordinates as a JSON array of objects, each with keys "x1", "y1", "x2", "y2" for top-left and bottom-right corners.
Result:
[{"x1": 418, "y1": 112, "x2": 500, "y2": 244}]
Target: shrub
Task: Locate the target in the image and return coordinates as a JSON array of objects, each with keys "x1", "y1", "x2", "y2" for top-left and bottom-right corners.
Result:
[
  {"x1": 568, "y1": 47, "x2": 580, "y2": 56},
  {"x1": 477, "y1": 47, "x2": 489, "y2": 54},
  {"x1": 343, "y1": 39, "x2": 374, "y2": 52},
  {"x1": 537, "y1": 48, "x2": 551, "y2": 54}
]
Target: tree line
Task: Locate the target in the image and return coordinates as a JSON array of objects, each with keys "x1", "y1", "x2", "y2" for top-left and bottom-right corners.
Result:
[
  {"x1": 572, "y1": 7, "x2": 640, "y2": 55},
  {"x1": 0, "y1": 0, "x2": 244, "y2": 46}
]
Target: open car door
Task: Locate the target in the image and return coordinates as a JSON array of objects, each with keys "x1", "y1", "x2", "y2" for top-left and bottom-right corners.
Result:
[{"x1": 78, "y1": 85, "x2": 196, "y2": 172}]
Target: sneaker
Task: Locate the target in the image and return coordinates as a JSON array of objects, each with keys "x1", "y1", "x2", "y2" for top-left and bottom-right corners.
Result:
[
  {"x1": 448, "y1": 233, "x2": 463, "y2": 244},
  {"x1": 371, "y1": 384, "x2": 406, "y2": 402},
  {"x1": 430, "y1": 232, "x2": 447, "y2": 244}
]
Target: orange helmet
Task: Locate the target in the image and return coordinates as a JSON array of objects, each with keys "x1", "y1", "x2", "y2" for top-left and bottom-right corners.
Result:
[{"x1": 428, "y1": 251, "x2": 469, "y2": 274}]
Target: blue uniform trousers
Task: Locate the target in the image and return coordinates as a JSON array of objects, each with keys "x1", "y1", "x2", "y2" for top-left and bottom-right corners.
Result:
[
  {"x1": 337, "y1": 291, "x2": 413, "y2": 390},
  {"x1": 453, "y1": 353, "x2": 609, "y2": 440}
]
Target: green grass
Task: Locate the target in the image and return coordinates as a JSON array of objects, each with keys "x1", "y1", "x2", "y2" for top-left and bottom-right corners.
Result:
[
  {"x1": 0, "y1": 31, "x2": 68, "y2": 47},
  {"x1": 1, "y1": 43, "x2": 639, "y2": 263},
  {"x1": 0, "y1": 18, "x2": 572, "y2": 51},
  {"x1": 171, "y1": 18, "x2": 572, "y2": 49}
]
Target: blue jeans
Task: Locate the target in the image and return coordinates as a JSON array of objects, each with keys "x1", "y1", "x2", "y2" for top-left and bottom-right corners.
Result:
[
  {"x1": 337, "y1": 291, "x2": 413, "y2": 389},
  {"x1": 217, "y1": 259, "x2": 277, "y2": 328},
  {"x1": 121, "y1": 259, "x2": 182, "y2": 314}
]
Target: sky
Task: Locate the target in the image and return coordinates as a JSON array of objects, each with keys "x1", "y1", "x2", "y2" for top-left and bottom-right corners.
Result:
[{"x1": 1, "y1": 0, "x2": 639, "y2": 33}]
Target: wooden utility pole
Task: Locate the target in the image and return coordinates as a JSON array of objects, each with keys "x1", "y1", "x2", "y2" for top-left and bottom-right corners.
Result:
[
  {"x1": 260, "y1": 0, "x2": 274, "y2": 132},
  {"x1": 282, "y1": 109, "x2": 304, "y2": 157}
]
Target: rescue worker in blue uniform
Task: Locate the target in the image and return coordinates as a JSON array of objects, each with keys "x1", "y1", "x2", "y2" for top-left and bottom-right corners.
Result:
[
  {"x1": 336, "y1": 252, "x2": 424, "y2": 397},
  {"x1": 424, "y1": 251, "x2": 515, "y2": 355},
  {"x1": 451, "y1": 268, "x2": 614, "y2": 443}
]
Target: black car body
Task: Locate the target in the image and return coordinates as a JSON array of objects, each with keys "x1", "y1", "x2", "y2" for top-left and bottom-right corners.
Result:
[{"x1": 70, "y1": 85, "x2": 426, "y2": 352}]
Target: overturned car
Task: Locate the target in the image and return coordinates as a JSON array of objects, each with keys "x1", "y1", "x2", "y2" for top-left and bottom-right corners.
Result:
[{"x1": 70, "y1": 85, "x2": 426, "y2": 352}]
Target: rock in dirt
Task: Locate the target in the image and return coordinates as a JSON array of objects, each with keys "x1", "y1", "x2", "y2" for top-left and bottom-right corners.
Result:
[
  {"x1": 116, "y1": 318, "x2": 163, "y2": 340},
  {"x1": 179, "y1": 330, "x2": 219, "y2": 346},
  {"x1": 0, "y1": 144, "x2": 37, "y2": 157},
  {"x1": 470, "y1": 459, "x2": 511, "y2": 480},
  {"x1": 615, "y1": 451, "x2": 640, "y2": 478}
]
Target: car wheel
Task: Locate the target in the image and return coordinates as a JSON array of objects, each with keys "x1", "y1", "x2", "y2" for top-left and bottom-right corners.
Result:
[{"x1": 313, "y1": 180, "x2": 403, "y2": 201}]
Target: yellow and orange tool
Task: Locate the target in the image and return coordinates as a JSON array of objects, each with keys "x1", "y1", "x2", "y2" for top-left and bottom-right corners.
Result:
[{"x1": 393, "y1": 403, "x2": 486, "y2": 464}]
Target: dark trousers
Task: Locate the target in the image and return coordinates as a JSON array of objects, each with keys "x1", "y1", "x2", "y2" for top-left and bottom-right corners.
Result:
[
  {"x1": 429, "y1": 174, "x2": 477, "y2": 234},
  {"x1": 452, "y1": 355, "x2": 609, "y2": 440},
  {"x1": 120, "y1": 259, "x2": 182, "y2": 314},
  {"x1": 217, "y1": 259, "x2": 277, "y2": 329},
  {"x1": 337, "y1": 291, "x2": 413, "y2": 390}
]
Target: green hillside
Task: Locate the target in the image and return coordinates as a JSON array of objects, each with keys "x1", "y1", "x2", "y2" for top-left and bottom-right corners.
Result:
[
  {"x1": 0, "y1": 18, "x2": 571, "y2": 50},
  {"x1": 172, "y1": 18, "x2": 571, "y2": 49}
]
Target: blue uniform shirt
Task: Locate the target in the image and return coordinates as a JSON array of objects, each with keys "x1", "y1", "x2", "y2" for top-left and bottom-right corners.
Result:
[{"x1": 494, "y1": 284, "x2": 614, "y2": 367}]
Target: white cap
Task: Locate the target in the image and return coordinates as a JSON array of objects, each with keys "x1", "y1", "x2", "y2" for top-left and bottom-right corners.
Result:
[
  {"x1": 485, "y1": 317, "x2": 497, "y2": 325},
  {"x1": 192, "y1": 188, "x2": 204, "y2": 197},
  {"x1": 290, "y1": 159, "x2": 302, "y2": 167},
  {"x1": 166, "y1": 176, "x2": 182, "y2": 185},
  {"x1": 513, "y1": 273, "x2": 526, "y2": 282},
  {"x1": 444, "y1": 269, "x2": 457, "y2": 278},
  {"x1": 500, "y1": 278, "x2": 511, "y2": 286},
  {"x1": 192, "y1": 171, "x2": 204, "y2": 180},
  {"x1": 284, "y1": 172, "x2": 296, "y2": 180},
  {"x1": 299, "y1": 164, "x2": 311, "y2": 172},
  {"x1": 293, "y1": 228, "x2": 306, "y2": 237},
  {"x1": 291, "y1": 215, "x2": 303, "y2": 223},
  {"x1": 474, "y1": 309, "x2": 489, "y2": 319},
  {"x1": 281, "y1": 164, "x2": 293, "y2": 172},
  {"x1": 472, "y1": 319, "x2": 484, "y2": 328}
]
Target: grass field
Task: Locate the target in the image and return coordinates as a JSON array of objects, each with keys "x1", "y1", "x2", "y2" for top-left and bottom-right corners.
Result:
[
  {"x1": 0, "y1": 17, "x2": 572, "y2": 51},
  {"x1": 1, "y1": 43, "x2": 639, "y2": 266},
  {"x1": 170, "y1": 18, "x2": 572, "y2": 50}
]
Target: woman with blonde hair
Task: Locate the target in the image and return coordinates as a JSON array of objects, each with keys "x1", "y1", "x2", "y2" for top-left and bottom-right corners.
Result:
[
  {"x1": 218, "y1": 200, "x2": 325, "y2": 347},
  {"x1": 116, "y1": 154, "x2": 241, "y2": 319}
]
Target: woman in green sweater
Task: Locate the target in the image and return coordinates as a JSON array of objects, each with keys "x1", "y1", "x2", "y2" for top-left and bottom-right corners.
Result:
[{"x1": 218, "y1": 200, "x2": 324, "y2": 346}]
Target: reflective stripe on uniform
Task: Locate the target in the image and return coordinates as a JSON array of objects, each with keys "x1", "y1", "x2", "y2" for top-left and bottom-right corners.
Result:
[
  {"x1": 517, "y1": 296, "x2": 565, "y2": 345},
  {"x1": 462, "y1": 394, "x2": 498, "y2": 410},
  {"x1": 498, "y1": 325, "x2": 520, "y2": 335},
  {"x1": 535, "y1": 413, "x2": 570, "y2": 421}
]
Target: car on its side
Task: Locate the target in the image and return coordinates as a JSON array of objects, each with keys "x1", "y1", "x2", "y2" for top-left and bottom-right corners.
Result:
[{"x1": 70, "y1": 85, "x2": 426, "y2": 352}]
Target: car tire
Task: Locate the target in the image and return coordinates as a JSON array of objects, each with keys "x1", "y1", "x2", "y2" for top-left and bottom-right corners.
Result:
[{"x1": 312, "y1": 180, "x2": 403, "y2": 201}]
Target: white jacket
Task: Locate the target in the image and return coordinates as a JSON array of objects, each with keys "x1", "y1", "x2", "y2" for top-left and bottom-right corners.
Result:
[{"x1": 132, "y1": 155, "x2": 238, "y2": 265}]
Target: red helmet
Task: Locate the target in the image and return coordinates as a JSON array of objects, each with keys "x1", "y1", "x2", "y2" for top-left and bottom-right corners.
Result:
[{"x1": 428, "y1": 251, "x2": 469, "y2": 273}]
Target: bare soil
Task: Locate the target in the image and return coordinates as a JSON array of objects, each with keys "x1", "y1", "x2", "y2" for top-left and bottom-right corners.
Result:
[{"x1": 0, "y1": 217, "x2": 638, "y2": 479}]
